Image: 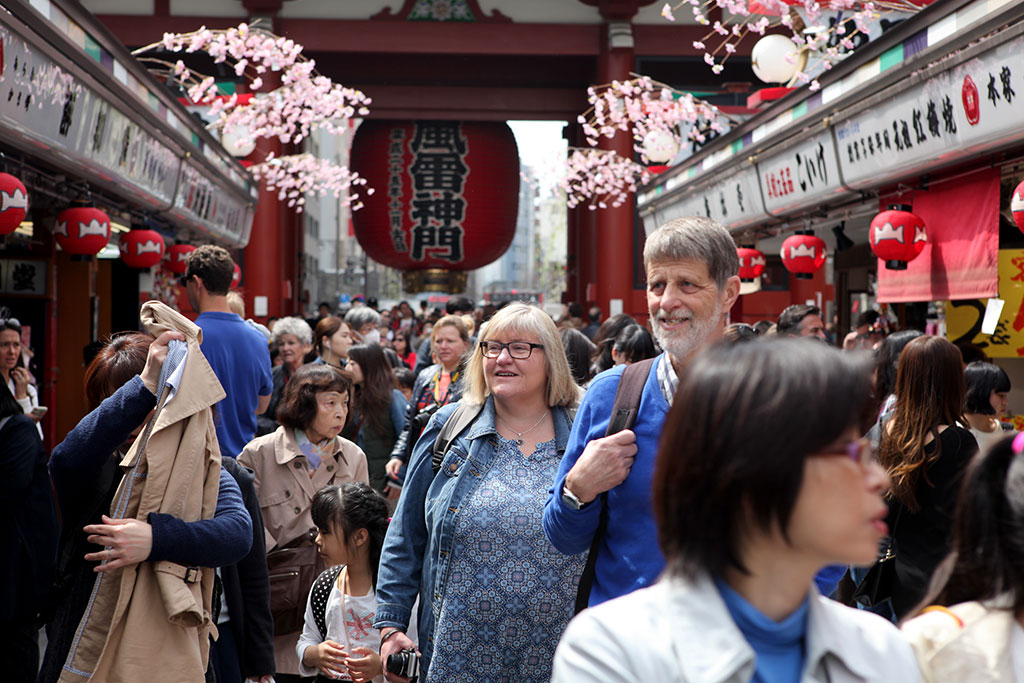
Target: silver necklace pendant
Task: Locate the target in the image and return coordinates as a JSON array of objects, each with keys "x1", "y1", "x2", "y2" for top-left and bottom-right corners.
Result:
[{"x1": 514, "y1": 437, "x2": 524, "y2": 446}]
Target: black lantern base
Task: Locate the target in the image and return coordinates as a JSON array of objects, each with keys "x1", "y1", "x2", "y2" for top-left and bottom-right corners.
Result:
[
  {"x1": 740, "y1": 277, "x2": 756, "y2": 283},
  {"x1": 402, "y1": 268, "x2": 468, "y2": 293},
  {"x1": 884, "y1": 260, "x2": 908, "y2": 270},
  {"x1": 794, "y1": 273, "x2": 814, "y2": 280}
]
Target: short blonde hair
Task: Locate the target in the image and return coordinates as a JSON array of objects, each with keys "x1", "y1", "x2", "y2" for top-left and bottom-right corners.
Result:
[
  {"x1": 226, "y1": 291, "x2": 245, "y2": 317},
  {"x1": 462, "y1": 303, "x2": 581, "y2": 408},
  {"x1": 431, "y1": 315, "x2": 470, "y2": 346}
]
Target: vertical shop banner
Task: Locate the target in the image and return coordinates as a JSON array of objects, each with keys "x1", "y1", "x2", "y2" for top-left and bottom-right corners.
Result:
[
  {"x1": 877, "y1": 167, "x2": 998, "y2": 303},
  {"x1": 946, "y1": 249, "x2": 1024, "y2": 357}
]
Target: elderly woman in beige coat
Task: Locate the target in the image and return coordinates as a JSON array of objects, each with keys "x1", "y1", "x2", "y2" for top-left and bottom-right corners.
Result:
[{"x1": 239, "y1": 364, "x2": 368, "y2": 681}]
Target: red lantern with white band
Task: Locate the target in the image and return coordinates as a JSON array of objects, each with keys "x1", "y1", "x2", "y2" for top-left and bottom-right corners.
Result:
[
  {"x1": 780, "y1": 232, "x2": 826, "y2": 280},
  {"x1": 55, "y1": 205, "x2": 111, "y2": 255},
  {"x1": 869, "y1": 204, "x2": 927, "y2": 270},
  {"x1": 737, "y1": 246, "x2": 766, "y2": 282},
  {"x1": 0, "y1": 173, "x2": 28, "y2": 235},
  {"x1": 120, "y1": 229, "x2": 165, "y2": 269},
  {"x1": 166, "y1": 244, "x2": 195, "y2": 274},
  {"x1": 1011, "y1": 180, "x2": 1024, "y2": 233},
  {"x1": 231, "y1": 263, "x2": 241, "y2": 289}
]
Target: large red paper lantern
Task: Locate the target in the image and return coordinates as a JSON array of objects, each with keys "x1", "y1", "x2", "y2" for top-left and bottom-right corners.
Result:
[
  {"x1": 1012, "y1": 180, "x2": 1024, "y2": 233},
  {"x1": 166, "y1": 244, "x2": 195, "y2": 274},
  {"x1": 869, "y1": 204, "x2": 927, "y2": 270},
  {"x1": 0, "y1": 173, "x2": 28, "y2": 235},
  {"x1": 55, "y1": 206, "x2": 111, "y2": 255},
  {"x1": 231, "y1": 263, "x2": 241, "y2": 289},
  {"x1": 737, "y1": 246, "x2": 766, "y2": 282},
  {"x1": 780, "y1": 232, "x2": 826, "y2": 280},
  {"x1": 120, "y1": 229, "x2": 165, "y2": 269},
  {"x1": 349, "y1": 120, "x2": 519, "y2": 292}
]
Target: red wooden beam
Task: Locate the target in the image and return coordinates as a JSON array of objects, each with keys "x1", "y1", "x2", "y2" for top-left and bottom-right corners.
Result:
[
  {"x1": 94, "y1": 14, "x2": 744, "y2": 57},
  {"x1": 358, "y1": 85, "x2": 584, "y2": 121}
]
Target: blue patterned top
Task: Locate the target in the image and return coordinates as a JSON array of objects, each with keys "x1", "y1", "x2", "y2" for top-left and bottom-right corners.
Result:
[{"x1": 428, "y1": 435, "x2": 586, "y2": 682}]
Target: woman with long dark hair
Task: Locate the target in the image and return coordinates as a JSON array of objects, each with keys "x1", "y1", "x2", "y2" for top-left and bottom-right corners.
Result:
[
  {"x1": 589, "y1": 313, "x2": 637, "y2": 375},
  {"x1": 877, "y1": 335, "x2": 978, "y2": 620},
  {"x1": 872, "y1": 329, "x2": 924, "y2": 422},
  {"x1": 343, "y1": 344, "x2": 408, "y2": 494},
  {"x1": 901, "y1": 433, "x2": 1024, "y2": 680}
]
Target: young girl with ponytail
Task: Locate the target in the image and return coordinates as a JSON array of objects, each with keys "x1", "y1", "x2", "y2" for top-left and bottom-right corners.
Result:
[
  {"x1": 296, "y1": 483, "x2": 414, "y2": 682},
  {"x1": 902, "y1": 432, "x2": 1024, "y2": 681}
]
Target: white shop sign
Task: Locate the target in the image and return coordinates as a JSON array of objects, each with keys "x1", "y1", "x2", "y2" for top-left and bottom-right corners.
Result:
[
  {"x1": 649, "y1": 165, "x2": 769, "y2": 232},
  {"x1": 835, "y1": 33, "x2": 1024, "y2": 189},
  {"x1": 757, "y1": 130, "x2": 851, "y2": 216}
]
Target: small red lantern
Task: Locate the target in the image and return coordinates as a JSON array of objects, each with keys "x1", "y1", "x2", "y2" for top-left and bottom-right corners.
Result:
[
  {"x1": 780, "y1": 232, "x2": 827, "y2": 280},
  {"x1": 1011, "y1": 180, "x2": 1024, "y2": 233},
  {"x1": 231, "y1": 263, "x2": 241, "y2": 289},
  {"x1": 55, "y1": 206, "x2": 111, "y2": 255},
  {"x1": 0, "y1": 173, "x2": 28, "y2": 235},
  {"x1": 166, "y1": 244, "x2": 195, "y2": 274},
  {"x1": 120, "y1": 229, "x2": 165, "y2": 269},
  {"x1": 869, "y1": 204, "x2": 927, "y2": 270},
  {"x1": 737, "y1": 246, "x2": 766, "y2": 282}
]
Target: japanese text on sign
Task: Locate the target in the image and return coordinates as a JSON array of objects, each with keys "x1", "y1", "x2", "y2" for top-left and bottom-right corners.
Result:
[{"x1": 407, "y1": 122, "x2": 469, "y2": 263}]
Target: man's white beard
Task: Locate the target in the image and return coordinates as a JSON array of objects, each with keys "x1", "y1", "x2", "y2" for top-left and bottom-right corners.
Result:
[{"x1": 651, "y1": 298, "x2": 723, "y2": 362}]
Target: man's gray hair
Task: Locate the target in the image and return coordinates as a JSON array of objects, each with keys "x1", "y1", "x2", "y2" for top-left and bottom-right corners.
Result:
[
  {"x1": 344, "y1": 306, "x2": 381, "y2": 331},
  {"x1": 271, "y1": 316, "x2": 313, "y2": 345},
  {"x1": 643, "y1": 216, "x2": 739, "y2": 290}
]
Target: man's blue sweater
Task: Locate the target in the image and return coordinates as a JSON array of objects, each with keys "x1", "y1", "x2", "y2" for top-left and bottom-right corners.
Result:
[{"x1": 543, "y1": 354, "x2": 670, "y2": 606}]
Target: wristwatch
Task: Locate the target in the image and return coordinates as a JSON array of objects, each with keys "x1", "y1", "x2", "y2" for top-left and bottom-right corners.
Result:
[{"x1": 561, "y1": 483, "x2": 589, "y2": 511}]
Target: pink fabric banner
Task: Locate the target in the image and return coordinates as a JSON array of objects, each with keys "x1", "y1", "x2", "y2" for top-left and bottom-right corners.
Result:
[{"x1": 877, "y1": 167, "x2": 1000, "y2": 303}]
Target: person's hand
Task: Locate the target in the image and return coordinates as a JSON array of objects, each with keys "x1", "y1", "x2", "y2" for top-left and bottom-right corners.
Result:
[
  {"x1": 140, "y1": 330, "x2": 186, "y2": 395},
  {"x1": 346, "y1": 647, "x2": 382, "y2": 682},
  {"x1": 564, "y1": 429, "x2": 638, "y2": 504},
  {"x1": 380, "y1": 631, "x2": 417, "y2": 682},
  {"x1": 385, "y1": 457, "x2": 403, "y2": 479},
  {"x1": 10, "y1": 366, "x2": 30, "y2": 399},
  {"x1": 84, "y1": 515, "x2": 153, "y2": 572},
  {"x1": 303, "y1": 640, "x2": 349, "y2": 679}
]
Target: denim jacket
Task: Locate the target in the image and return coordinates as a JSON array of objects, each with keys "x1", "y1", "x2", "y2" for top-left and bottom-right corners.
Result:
[{"x1": 373, "y1": 396, "x2": 574, "y2": 673}]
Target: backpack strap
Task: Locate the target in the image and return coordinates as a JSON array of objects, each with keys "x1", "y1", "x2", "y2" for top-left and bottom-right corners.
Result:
[
  {"x1": 431, "y1": 402, "x2": 484, "y2": 474},
  {"x1": 312, "y1": 564, "x2": 345, "y2": 640},
  {"x1": 574, "y1": 357, "x2": 657, "y2": 614}
]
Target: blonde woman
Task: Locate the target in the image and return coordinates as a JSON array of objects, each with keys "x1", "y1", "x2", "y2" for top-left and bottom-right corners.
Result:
[{"x1": 374, "y1": 304, "x2": 583, "y2": 682}]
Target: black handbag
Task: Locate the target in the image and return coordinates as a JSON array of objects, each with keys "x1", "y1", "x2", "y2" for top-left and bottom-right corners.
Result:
[
  {"x1": 266, "y1": 528, "x2": 326, "y2": 635},
  {"x1": 852, "y1": 506, "x2": 902, "y2": 607}
]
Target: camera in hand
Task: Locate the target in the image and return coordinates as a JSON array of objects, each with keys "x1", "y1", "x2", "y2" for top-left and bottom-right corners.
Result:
[{"x1": 385, "y1": 648, "x2": 419, "y2": 679}]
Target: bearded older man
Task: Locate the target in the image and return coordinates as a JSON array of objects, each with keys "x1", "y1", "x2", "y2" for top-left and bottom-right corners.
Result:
[{"x1": 543, "y1": 216, "x2": 741, "y2": 608}]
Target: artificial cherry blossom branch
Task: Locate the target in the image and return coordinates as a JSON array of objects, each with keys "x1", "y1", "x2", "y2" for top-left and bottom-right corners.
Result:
[
  {"x1": 249, "y1": 153, "x2": 373, "y2": 213},
  {"x1": 563, "y1": 148, "x2": 651, "y2": 210}
]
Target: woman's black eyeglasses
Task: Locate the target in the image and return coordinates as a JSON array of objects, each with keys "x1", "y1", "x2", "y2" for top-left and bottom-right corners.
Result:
[{"x1": 479, "y1": 341, "x2": 545, "y2": 359}]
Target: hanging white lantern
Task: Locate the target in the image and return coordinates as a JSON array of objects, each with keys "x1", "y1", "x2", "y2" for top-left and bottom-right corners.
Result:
[
  {"x1": 220, "y1": 124, "x2": 257, "y2": 158},
  {"x1": 751, "y1": 34, "x2": 800, "y2": 85},
  {"x1": 642, "y1": 129, "x2": 679, "y2": 163}
]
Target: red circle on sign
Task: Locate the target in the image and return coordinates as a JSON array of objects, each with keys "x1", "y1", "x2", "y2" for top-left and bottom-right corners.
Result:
[{"x1": 962, "y1": 75, "x2": 980, "y2": 126}]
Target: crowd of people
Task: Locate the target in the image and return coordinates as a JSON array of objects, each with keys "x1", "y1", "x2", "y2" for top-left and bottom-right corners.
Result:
[{"x1": 3, "y1": 216, "x2": 1024, "y2": 682}]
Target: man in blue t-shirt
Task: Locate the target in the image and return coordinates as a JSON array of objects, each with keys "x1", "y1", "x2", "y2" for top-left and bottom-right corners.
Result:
[
  {"x1": 184, "y1": 246, "x2": 272, "y2": 460},
  {"x1": 543, "y1": 216, "x2": 741, "y2": 608}
]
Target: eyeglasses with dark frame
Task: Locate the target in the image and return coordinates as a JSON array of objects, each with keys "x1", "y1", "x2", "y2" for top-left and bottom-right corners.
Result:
[
  {"x1": 479, "y1": 340, "x2": 545, "y2": 359},
  {"x1": 816, "y1": 437, "x2": 877, "y2": 467}
]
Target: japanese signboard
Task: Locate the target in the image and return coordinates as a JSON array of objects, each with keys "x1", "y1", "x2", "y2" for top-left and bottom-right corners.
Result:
[
  {"x1": 946, "y1": 249, "x2": 1024, "y2": 357},
  {"x1": 649, "y1": 165, "x2": 768, "y2": 233},
  {"x1": 350, "y1": 120, "x2": 519, "y2": 273},
  {"x1": 757, "y1": 130, "x2": 851, "y2": 216},
  {"x1": 0, "y1": 259, "x2": 47, "y2": 296},
  {"x1": 835, "y1": 33, "x2": 1024, "y2": 189},
  {"x1": 0, "y1": 21, "x2": 253, "y2": 247}
]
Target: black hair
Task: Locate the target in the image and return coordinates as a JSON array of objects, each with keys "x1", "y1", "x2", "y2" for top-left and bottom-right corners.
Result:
[
  {"x1": 964, "y1": 361, "x2": 1012, "y2": 415},
  {"x1": 311, "y1": 483, "x2": 390, "y2": 588},
  {"x1": 393, "y1": 367, "x2": 416, "y2": 392},
  {"x1": 654, "y1": 339, "x2": 873, "y2": 579},
  {"x1": 446, "y1": 296, "x2": 474, "y2": 315},
  {"x1": 855, "y1": 310, "x2": 881, "y2": 329},
  {"x1": 873, "y1": 329, "x2": 924, "y2": 401},
  {"x1": 591, "y1": 313, "x2": 638, "y2": 374},
  {"x1": 560, "y1": 327, "x2": 596, "y2": 385},
  {"x1": 612, "y1": 324, "x2": 657, "y2": 363},
  {"x1": 723, "y1": 323, "x2": 758, "y2": 344},
  {"x1": 776, "y1": 304, "x2": 821, "y2": 337},
  {"x1": 924, "y1": 435, "x2": 1024, "y2": 613},
  {"x1": 185, "y1": 245, "x2": 234, "y2": 294},
  {"x1": 752, "y1": 320, "x2": 775, "y2": 336}
]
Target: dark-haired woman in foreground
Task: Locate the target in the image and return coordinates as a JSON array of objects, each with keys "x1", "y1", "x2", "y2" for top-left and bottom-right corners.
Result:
[
  {"x1": 553, "y1": 339, "x2": 920, "y2": 682},
  {"x1": 902, "y1": 432, "x2": 1024, "y2": 681}
]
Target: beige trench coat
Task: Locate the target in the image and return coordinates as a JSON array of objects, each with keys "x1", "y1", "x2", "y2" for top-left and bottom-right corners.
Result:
[
  {"x1": 60, "y1": 301, "x2": 225, "y2": 683},
  {"x1": 238, "y1": 425, "x2": 368, "y2": 674}
]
